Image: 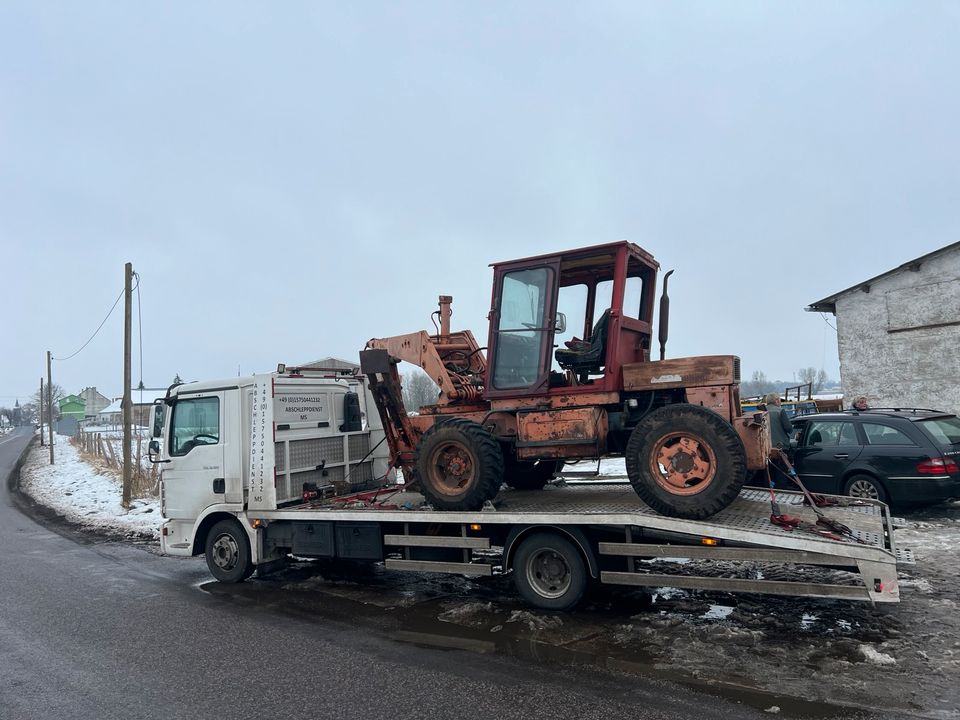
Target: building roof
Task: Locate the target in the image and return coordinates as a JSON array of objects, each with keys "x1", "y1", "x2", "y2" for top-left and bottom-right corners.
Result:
[
  {"x1": 299, "y1": 357, "x2": 360, "y2": 371},
  {"x1": 806, "y1": 241, "x2": 960, "y2": 314},
  {"x1": 99, "y1": 392, "x2": 167, "y2": 415}
]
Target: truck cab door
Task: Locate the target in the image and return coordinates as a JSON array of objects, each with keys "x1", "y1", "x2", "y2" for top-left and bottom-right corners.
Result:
[{"x1": 161, "y1": 392, "x2": 227, "y2": 521}]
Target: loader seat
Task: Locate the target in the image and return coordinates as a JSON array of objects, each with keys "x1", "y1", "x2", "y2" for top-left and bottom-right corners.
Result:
[{"x1": 555, "y1": 309, "x2": 610, "y2": 376}]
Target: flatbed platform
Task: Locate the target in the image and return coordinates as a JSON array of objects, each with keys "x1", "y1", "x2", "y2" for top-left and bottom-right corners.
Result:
[{"x1": 251, "y1": 483, "x2": 910, "y2": 603}]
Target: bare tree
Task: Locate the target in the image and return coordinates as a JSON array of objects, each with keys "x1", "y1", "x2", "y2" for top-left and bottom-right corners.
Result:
[
  {"x1": 797, "y1": 367, "x2": 829, "y2": 394},
  {"x1": 741, "y1": 370, "x2": 778, "y2": 397},
  {"x1": 19, "y1": 402, "x2": 39, "y2": 425},
  {"x1": 32, "y1": 383, "x2": 65, "y2": 421},
  {"x1": 402, "y1": 369, "x2": 439, "y2": 412}
]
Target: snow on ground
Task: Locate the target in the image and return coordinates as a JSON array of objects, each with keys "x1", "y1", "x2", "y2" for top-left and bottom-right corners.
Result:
[{"x1": 19, "y1": 437, "x2": 160, "y2": 539}]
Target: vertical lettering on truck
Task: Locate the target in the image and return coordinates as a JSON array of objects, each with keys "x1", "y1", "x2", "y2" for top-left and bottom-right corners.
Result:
[{"x1": 248, "y1": 377, "x2": 275, "y2": 508}]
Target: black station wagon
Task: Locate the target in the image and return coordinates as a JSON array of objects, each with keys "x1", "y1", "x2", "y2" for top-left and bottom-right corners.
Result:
[{"x1": 782, "y1": 409, "x2": 960, "y2": 507}]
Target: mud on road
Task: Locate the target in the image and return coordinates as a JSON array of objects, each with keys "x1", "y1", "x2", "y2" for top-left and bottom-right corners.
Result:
[{"x1": 195, "y1": 500, "x2": 960, "y2": 720}]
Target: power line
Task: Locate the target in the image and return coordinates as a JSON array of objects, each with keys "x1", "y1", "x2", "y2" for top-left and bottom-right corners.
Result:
[
  {"x1": 819, "y1": 313, "x2": 837, "y2": 332},
  {"x1": 52, "y1": 276, "x2": 140, "y2": 361}
]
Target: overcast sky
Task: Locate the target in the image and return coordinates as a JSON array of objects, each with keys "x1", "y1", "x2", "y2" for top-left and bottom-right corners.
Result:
[{"x1": 2, "y1": 2, "x2": 958, "y2": 405}]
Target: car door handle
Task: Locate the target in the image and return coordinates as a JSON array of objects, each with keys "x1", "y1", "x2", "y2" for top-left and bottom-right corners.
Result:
[
  {"x1": 213, "y1": 478, "x2": 225, "y2": 494},
  {"x1": 833, "y1": 453, "x2": 849, "y2": 459}
]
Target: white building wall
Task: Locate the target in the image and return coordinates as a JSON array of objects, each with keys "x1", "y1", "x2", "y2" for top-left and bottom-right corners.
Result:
[
  {"x1": 79, "y1": 386, "x2": 111, "y2": 418},
  {"x1": 835, "y1": 246, "x2": 960, "y2": 415}
]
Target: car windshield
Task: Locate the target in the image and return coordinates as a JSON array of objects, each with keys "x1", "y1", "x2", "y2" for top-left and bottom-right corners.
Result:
[{"x1": 918, "y1": 416, "x2": 960, "y2": 445}]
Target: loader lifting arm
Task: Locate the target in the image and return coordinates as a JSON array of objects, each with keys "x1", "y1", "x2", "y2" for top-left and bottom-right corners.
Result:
[
  {"x1": 365, "y1": 296, "x2": 487, "y2": 406},
  {"x1": 359, "y1": 348, "x2": 421, "y2": 477}
]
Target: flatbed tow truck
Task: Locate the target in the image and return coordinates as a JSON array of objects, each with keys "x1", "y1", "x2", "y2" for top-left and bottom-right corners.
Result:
[{"x1": 153, "y1": 369, "x2": 911, "y2": 611}]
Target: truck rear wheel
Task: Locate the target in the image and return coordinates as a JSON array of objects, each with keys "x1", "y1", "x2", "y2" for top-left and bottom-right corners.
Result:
[
  {"x1": 512, "y1": 532, "x2": 587, "y2": 610},
  {"x1": 415, "y1": 418, "x2": 504, "y2": 510},
  {"x1": 503, "y1": 457, "x2": 563, "y2": 491},
  {"x1": 625, "y1": 404, "x2": 746, "y2": 520},
  {"x1": 205, "y1": 519, "x2": 254, "y2": 583}
]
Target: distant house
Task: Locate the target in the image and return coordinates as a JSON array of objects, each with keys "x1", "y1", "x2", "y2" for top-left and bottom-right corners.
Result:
[
  {"x1": 58, "y1": 394, "x2": 86, "y2": 422},
  {"x1": 98, "y1": 389, "x2": 167, "y2": 428},
  {"x1": 807, "y1": 241, "x2": 960, "y2": 415},
  {"x1": 79, "y1": 387, "x2": 111, "y2": 420}
]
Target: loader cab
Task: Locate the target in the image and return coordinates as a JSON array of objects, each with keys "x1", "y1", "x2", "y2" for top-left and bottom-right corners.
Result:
[{"x1": 485, "y1": 241, "x2": 658, "y2": 399}]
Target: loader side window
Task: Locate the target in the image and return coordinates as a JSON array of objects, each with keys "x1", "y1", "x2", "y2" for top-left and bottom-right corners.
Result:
[
  {"x1": 493, "y1": 267, "x2": 552, "y2": 389},
  {"x1": 169, "y1": 397, "x2": 220, "y2": 456},
  {"x1": 552, "y1": 283, "x2": 589, "y2": 372}
]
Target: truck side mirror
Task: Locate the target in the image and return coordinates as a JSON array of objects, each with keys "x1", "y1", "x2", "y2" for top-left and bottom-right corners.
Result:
[
  {"x1": 148, "y1": 438, "x2": 169, "y2": 464},
  {"x1": 554, "y1": 312, "x2": 567, "y2": 334},
  {"x1": 152, "y1": 402, "x2": 166, "y2": 438}
]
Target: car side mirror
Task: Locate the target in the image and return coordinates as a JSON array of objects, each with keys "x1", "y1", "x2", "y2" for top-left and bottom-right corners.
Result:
[{"x1": 554, "y1": 312, "x2": 567, "y2": 334}]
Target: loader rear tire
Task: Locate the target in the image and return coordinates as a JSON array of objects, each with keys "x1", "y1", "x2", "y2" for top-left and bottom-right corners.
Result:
[
  {"x1": 415, "y1": 419, "x2": 504, "y2": 511},
  {"x1": 625, "y1": 404, "x2": 746, "y2": 520}
]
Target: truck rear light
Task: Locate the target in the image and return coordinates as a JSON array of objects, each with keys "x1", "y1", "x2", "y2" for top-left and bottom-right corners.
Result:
[{"x1": 917, "y1": 457, "x2": 959, "y2": 475}]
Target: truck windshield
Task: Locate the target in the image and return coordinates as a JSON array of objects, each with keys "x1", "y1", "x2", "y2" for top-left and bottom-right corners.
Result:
[{"x1": 169, "y1": 397, "x2": 220, "y2": 455}]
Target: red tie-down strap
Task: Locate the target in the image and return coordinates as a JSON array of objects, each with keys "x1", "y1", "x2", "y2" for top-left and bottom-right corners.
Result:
[{"x1": 770, "y1": 514, "x2": 802, "y2": 529}]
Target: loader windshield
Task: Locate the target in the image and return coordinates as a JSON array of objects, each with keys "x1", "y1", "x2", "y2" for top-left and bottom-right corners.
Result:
[{"x1": 493, "y1": 267, "x2": 552, "y2": 389}]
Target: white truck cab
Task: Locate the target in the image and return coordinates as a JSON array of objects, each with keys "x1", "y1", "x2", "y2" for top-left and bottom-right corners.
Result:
[{"x1": 152, "y1": 369, "x2": 390, "y2": 577}]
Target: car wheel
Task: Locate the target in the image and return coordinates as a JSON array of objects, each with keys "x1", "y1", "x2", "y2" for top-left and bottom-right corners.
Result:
[{"x1": 843, "y1": 474, "x2": 888, "y2": 503}]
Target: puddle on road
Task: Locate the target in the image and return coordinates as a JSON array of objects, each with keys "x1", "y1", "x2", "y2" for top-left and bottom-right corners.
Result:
[{"x1": 199, "y1": 561, "x2": 862, "y2": 719}]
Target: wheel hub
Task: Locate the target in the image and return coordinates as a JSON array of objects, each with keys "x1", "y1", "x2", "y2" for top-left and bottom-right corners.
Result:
[
  {"x1": 527, "y1": 549, "x2": 572, "y2": 598},
  {"x1": 430, "y1": 443, "x2": 476, "y2": 495},
  {"x1": 651, "y1": 433, "x2": 717, "y2": 495},
  {"x1": 212, "y1": 533, "x2": 239, "y2": 571},
  {"x1": 849, "y1": 479, "x2": 879, "y2": 500}
]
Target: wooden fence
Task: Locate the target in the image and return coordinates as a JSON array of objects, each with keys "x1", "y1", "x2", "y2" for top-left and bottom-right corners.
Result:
[{"x1": 74, "y1": 428, "x2": 160, "y2": 497}]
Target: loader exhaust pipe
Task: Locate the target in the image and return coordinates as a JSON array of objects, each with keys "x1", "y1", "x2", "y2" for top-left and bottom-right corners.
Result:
[
  {"x1": 438, "y1": 295, "x2": 453, "y2": 337},
  {"x1": 658, "y1": 270, "x2": 674, "y2": 361}
]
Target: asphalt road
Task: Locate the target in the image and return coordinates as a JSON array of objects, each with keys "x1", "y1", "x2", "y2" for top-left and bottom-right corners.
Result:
[{"x1": 0, "y1": 430, "x2": 835, "y2": 720}]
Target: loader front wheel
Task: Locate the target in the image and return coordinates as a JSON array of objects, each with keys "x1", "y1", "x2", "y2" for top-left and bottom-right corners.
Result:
[
  {"x1": 415, "y1": 419, "x2": 504, "y2": 510},
  {"x1": 625, "y1": 404, "x2": 746, "y2": 520}
]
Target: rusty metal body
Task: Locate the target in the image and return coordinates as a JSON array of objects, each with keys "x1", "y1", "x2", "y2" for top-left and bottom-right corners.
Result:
[{"x1": 362, "y1": 241, "x2": 768, "y2": 512}]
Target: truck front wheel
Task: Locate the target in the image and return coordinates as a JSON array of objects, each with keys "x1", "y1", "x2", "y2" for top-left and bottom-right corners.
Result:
[
  {"x1": 512, "y1": 532, "x2": 587, "y2": 611},
  {"x1": 625, "y1": 404, "x2": 747, "y2": 520},
  {"x1": 205, "y1": 519, "x2": 254, "y2": 583}
]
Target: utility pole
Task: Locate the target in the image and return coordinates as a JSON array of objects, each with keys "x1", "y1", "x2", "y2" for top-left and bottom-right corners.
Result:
[
  {"x1": 46, "y1": 351, "x2": 54, "y2": 464},
  {"x1": 122, "y1": 262, "x2": 133, "y2": 509},
  {"x1": 39, "y1": 377, "x2": 45, "y2": 446}
]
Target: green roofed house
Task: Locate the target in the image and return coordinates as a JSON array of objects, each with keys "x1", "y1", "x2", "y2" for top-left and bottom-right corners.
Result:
[{"x1": 58, "y1": 394, "x2": 86, "y2": 422}]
